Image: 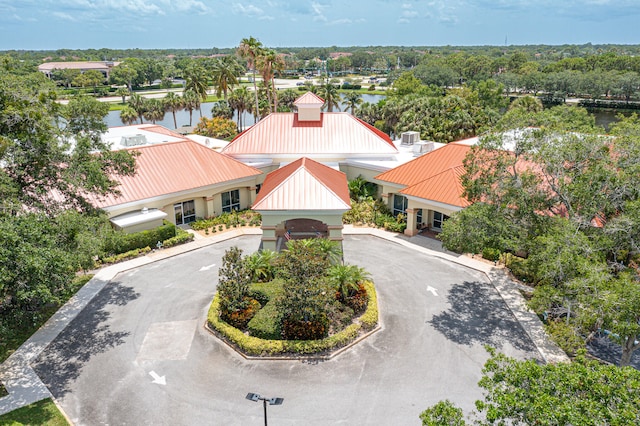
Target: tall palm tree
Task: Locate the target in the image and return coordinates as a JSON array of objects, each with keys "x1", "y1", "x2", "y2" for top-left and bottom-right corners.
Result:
[
  {"x1": 184, "y1": 64, "x2": 208, "y2": 117},
  {"x1": 343, "y1": 91, "x2": 363, "y2": 115},
  {"x1": 142, "y1": 98, "x2": 165, "y2": 124},
  {"x1": 256, "y1": 49, "x2": 285, "y2": 113},
  {"x1": 328, "y1": 264, "x2": 371, "y2": 300},
  {"x1": 182, "y1": 89, "x2": 200, "y2": 126},
  {"x1": 319, "y1": 80, "x2": 340, "y2": 112},
  {"x1": 163, "y1": 92, "x2": 184, "y2": 129},
  {"x1": 228, "y1": 87, "x2": 252, "y2": 131},
  {"x1": 119, "y1": 105, "x2": 139, "y2": 125},
  {"x1": 127, "y1": 93, "x2": 146, "y2": 124},
  {"x1": 211, "y1": 57, "x2": 242, "y2": 100},
  {"x1": 238, "y1": 36, "x2": 263, "y2": 121}
]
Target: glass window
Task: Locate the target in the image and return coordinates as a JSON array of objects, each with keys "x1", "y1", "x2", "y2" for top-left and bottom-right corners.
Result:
[
  {"x1": 222, "y1": 189, "x2": 240, "y2": 213},
  {"x1": 393, "y1": 194, "x2": 408, "y2": 217},
  {"x1": 433, "y1": 211, "x2": 449, "y2": 230},
  {"x1": 174, "y1": 200, "x2": 196, "y2": 224}
]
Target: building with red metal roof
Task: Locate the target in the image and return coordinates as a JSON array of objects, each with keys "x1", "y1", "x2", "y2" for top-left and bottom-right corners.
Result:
[{"x1": 375, "y1": 141, "x2": 474, "y2": 236}]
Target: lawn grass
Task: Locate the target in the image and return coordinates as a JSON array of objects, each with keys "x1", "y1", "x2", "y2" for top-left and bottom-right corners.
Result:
[{"x1": 0, "y1": 399, "x2": 69, "y2": 426}]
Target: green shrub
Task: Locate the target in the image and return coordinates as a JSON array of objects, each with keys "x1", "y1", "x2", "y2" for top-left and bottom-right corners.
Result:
[
  {"x1": 249, "y1": 280, "x2": 284, "y2": 304},
  {"x1": 360, "y1": 281, "x2": 378, "y2": 330},
  {"x1": 282, "y1": 317, "x2": 328, "y2": 340},
  {"x1": 504, "y1": 254, "x2": 536, "y2": 283},
  {"x1": 247, "y1": 302, "x2": 283, "y2": 340},
  {"x1": 344, "y1": 283, "x2": 368, "y2": 313},
  {"x1": 221, "y1": 298, "x2": 261, "y2": 329},
  {"x1": 482, "y1": 247, "x2": 502, "y2": 262},
  {"x1": 207, "y1": 280, "x2": 379, "y2": 356},
  {"x1": 162, "y1": 228, "x2": 194, "y2": 248},
  {"x1": 545, "y1": 320, "x2": 585, "y2": 357},
  {"x1": 104, "y1": 221, "x2": 176, "y2": 255},
  {"x1": 101, "y1": 246, "x2": 151, "y2": 264}
]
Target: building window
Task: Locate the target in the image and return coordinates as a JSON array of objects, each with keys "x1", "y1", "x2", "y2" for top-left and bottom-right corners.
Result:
[
  {"x1": 174, "y1": 200, "x2": 196, "y2": 225},
  {"x1": 255, "y1": 184, "x2": 262, "y2": 194},
  {"x1": 393, "y1": 194, "x2": 408, "y2": 217},
  {"x1": 222, "y1": 189, "x2": 240, "y2": 213},
  {"x1": 416, "y1": 208, "x2": 423, "y2": 227},
  {"x1": 432, "y1": 211, "x2": 449, "y2": 230}
]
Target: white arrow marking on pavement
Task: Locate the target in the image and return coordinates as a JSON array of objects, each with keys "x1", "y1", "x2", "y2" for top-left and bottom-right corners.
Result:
[
  {"x1": 426, "y1": 286, "x2": 439, "y2": 296},
  {"x1": 149, "y1": 371, "x2": 166, "y2": 385},
  {"x1": 199, "y1": 263, "x2": 216, "y2": 272}
]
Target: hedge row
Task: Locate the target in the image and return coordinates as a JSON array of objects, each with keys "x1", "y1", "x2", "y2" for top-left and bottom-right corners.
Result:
[
  {"x1": 162, "y1": 227, "x2": 194, "y2": 248},
  {"x1": 104, "y1": 222, "x2": 176, "y2": 255},
  {"x1": 191, "y1": 210, "x2": 262, "y2": 231},
  {"x1": 101, "y1": 246, "x2": 152, "y2": 265},
  {"x1": 207, "y1": 280, "x2": 379, "y2": 356}
]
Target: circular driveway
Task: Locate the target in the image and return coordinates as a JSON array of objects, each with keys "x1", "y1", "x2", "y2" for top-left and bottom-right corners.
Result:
[{"x1": 33, "y1": 235, "x2": 540, "y2": 425}]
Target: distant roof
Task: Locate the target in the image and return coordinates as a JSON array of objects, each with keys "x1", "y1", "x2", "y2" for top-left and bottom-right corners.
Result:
[
  {"x1": 253, "y1": 157, "x2": 350, "y2": 211},
  {"x1": 94, "y1": 140, "x2": 262, "y2": 208},
  {"x1": 103, "y1": 124, "x2": 189, "y2": 150},
  {"x1": 222, "y1": 112, "x2": 397, "y2": 157},
  {"x1": 38, "y1": 61, "x2": 120, "y2": 71},
  {"x1": 375, "y1": 142, "x2": 472, "y2": 208}
]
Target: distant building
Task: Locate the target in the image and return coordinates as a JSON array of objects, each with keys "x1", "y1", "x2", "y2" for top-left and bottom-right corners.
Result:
[{"x1": 38, "y1": 61, "x2": 121, "y2": 80}]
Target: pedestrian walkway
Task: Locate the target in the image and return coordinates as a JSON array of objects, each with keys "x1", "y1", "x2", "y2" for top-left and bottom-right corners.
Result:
[{"x1": 0, "y1": 225, "x2": 567, "y2": 416}]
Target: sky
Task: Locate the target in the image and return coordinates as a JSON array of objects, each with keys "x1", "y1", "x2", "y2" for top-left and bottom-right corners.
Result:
[{"x1": 1, "y1": 0, "x2": 639, "y2": 51}]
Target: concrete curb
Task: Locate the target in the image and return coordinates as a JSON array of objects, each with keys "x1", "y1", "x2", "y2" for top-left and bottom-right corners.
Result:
[{"x1": 0, "y1": 225, "x2": 567, "y2": 417}]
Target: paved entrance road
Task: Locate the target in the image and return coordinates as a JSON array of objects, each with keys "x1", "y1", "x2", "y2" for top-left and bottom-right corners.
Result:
[{"x1": 34, "y1": 235, "x2": 540, "y2": 425}]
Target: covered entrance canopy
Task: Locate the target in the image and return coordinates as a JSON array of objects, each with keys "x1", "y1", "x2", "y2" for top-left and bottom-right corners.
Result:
[{"x1": 252, "y1": 157, "x2": 351, "y2": 251}]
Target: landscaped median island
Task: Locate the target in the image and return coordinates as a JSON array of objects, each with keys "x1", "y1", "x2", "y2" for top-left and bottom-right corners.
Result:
[{"x1": 205, "y1": 239, "x2": 379, "y2": 357}]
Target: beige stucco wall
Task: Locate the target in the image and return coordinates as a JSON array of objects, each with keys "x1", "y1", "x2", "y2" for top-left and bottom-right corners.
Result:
[
  {"x1": 103, "y1": 177, "x2": 262, "y2": 226},
  {"x1": 259, "y1": 211, "x2": 346, "y2": 251},
  {"x1": 297, "y1": 107, "x2": 321, "y2": 121}
]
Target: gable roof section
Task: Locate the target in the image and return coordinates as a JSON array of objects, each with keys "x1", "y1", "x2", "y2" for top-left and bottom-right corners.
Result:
[
  {"x1": 253, "y1": 157, "x2": 350, "y2": 211},
  {"x1": 222, "y1": 112, "x2": 397, "y2": 156},
  {"x1": 375, "y1": 142, "x2": 472, "y2": 207},
  {"x1": 95, "y1": 140, "x2": 262, "y2": 208},
  {"x1": 293, "y1": 92, "x2": 325, "y2": 106},
  {"x1": 375, "y1": 142, "x2": 471, "y2": 187},
  {"x1": 400, "y1": 165, "x2": 471, "y2": 208}
]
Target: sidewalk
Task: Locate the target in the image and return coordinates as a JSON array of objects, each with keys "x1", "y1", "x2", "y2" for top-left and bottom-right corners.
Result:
[{"x1": 0, "y1": 225, "x2": 567, "y2": 416}]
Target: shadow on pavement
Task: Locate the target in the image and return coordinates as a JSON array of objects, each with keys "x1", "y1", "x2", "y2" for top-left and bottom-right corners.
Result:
[
  {"x1": 588, "y1": 336, "x2": 640, "y2": 370},
  {"x1": 33, "y1": 282, "x2": 138, "y2": 397},
  {"x1": 429, "y1": 281, "x2": 537, "y2": 352}
]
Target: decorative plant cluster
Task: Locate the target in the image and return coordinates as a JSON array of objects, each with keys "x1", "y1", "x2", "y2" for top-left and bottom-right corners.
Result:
[
  {"x1": 191, "y1": 210, "x2": 262, "y2": 232},
  {"x1": 210, "y1": 239, "x2": 377, "y2": 355},
  {"x1": 342, "y1": 198, "x2": 407, "y2": 233}
]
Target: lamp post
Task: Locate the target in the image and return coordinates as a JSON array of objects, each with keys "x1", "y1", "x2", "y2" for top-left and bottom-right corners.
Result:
[{"x1": 246, "y1": 392, "x2": 284, "y2": 426}]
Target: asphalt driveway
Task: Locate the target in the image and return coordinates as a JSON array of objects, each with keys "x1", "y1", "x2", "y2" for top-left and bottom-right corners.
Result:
[{"x1": 33, "y1": 235, "x2": 540, "y2": 425}]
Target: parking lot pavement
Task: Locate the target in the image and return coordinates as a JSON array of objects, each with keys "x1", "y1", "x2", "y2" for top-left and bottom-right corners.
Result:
[{"x1": 28, "y1": 234, "x2": 544, "y2": 425}]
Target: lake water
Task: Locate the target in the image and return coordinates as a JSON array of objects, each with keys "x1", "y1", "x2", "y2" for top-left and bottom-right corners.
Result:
[
  {"x1": 104, "y1": 93, "x2": 624, "y2": 132},
  {"x1": 104, "y1": 93, "x2": 385, "y2": 129}
]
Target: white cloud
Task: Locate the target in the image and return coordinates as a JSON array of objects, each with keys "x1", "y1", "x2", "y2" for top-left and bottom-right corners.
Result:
[
  {"x1": 311, "y1": 1, "x2": 327, "y2": 22},
  {"x1": 52, "y1": 11, "x2": 76, "y2": 21},
  {"x1": 232, "y1": 3, "x2": 265, "y2": 17},
  {"x1": 328, "y1": 18, "x2": 352, "y2": 26}
]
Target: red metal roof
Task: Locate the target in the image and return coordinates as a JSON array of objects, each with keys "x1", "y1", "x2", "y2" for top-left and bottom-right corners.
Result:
[
  {"x1": 253, "y1": 157, "x2": 350, "y2": 211},
  {"x1": 375, "y1": 142, "x2": 471, "y2": 186},
  {"x1": 375, "y1": 142, "x2": 471, "y2": 207},
  {"x1": 94, "y1": 140, "x2": 262, "y2": 208},
  {"x1": 400, "y1": 165, "x2": 471, "y2": 208},
  {"x1": 293, "y1": 92, "x2": 325, "y2": 105},
  {"x1": 222, "y1": 112, "x2": 397, "y2": 156}
]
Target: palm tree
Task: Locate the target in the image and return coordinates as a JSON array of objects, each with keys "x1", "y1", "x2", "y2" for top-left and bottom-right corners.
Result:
[
  {"x1": 127, "y1": 93, "x2": 146, "y2": 124},
  {"x1": 210, "y1": 100, "x2": 233, "y2": 119},
  {"x1": 182, "y1": 89, "x2": 200, "y2": 126},
  {"x1": 228, "y1": 87, "x2": 252, "y2": 131},
  {"x1": 238, "y1": 36, "x2": 264, "y2": 121},
  {"x1": 163, "y1": 92, "x2": 184, "y2": 129},
  {"x1": 256, "y1": 49, "x2": 285, "y2": 112},
  {"x1": 343, "y1": 91, "x2": 363, "y2": 115},
  {"x1": 328, "y1": 264, "x2": 371, "y2": 300},
  {"x1": 184, "y1": 64, "x2": 208, "y2": 117},
  {"x1": 245, "y1": 250, "x2": 277, "y2": 282},
  {"x1": 211, "y1": 57, "x2": 242, "y2": 100},
  {"x1": 319, "y1": 80, "x2": 340, "y2": 112},
  {"x1": 142, "y1": 98, "x2": 165, "y2": 124},
  {"x1": 119, "y1": 105, "x2": 139, "y2": 125}
]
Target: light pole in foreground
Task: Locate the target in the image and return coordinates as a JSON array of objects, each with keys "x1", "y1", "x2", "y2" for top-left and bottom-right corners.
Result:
[{"x1": 246, "y1": 392, "x2": 284, "y2": 426}]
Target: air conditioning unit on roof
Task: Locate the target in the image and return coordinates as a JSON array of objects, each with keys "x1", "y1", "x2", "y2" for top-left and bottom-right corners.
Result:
[
  {"x1": 121, "y1": 134, "x2": 147, "y2": 147},
  {"x1": 401, "y1": 131, "x2": 420, "y2": 146},
  {"x1": 413, "y1": 141, "x2": 435, "y2": 156}
]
